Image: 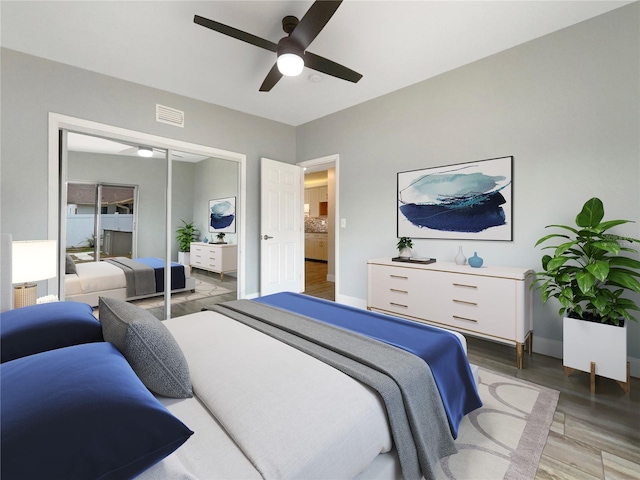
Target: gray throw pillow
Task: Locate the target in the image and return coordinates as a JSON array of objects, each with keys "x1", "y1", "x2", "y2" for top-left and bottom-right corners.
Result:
[
  {"x1": 98, "y1": 297, "x2": 192, "y2": 399},
  {"x1": 65, "y1": 254, "x2": 77, "y2": 275}
]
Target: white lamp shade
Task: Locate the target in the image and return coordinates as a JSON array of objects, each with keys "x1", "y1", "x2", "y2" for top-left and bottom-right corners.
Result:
[
  {"x1": 277, "y1": 53, "x2": 304, "y2": 76},
  {"x1": 12, "y1": 240, "x2": 57, "y2": 284}
]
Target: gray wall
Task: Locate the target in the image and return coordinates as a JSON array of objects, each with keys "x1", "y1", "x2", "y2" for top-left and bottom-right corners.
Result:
[
  {"x1": 0, "y1": 48, "x2": 296, "y2": 295},
  {"x1": 296, "y1": 4, "x2": 640, "y2": 360}
]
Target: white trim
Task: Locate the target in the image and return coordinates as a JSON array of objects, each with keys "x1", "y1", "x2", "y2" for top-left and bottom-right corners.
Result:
[
  {"x1": 298, "y1": 154, "x2": 339, "y2": 299},
  {"x1": 48, "y1": 112, "x2": 247, "y2": 300}
]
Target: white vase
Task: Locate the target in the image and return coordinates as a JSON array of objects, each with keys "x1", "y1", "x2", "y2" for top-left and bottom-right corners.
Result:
[
  {"x1": 454, "y1": 246, "x2": 466, "y2": 265},
  {"x1": 563, "y1": 316, "x2": 628, "y2": 383},
  {"x1": 398, "y1": 247, "x2": 412, "y2": 258}
]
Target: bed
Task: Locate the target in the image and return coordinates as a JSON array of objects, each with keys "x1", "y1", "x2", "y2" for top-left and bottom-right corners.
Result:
[
  {"x1": 0, "y1": 293, "x2": 482, "y2": 480},
  {"x1": 64, "y1": 256, "x2": 196, "y2": 306}
]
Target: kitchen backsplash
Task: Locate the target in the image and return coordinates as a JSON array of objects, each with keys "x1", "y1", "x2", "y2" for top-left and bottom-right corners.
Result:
[{"x1": 305, "y1": 216, "x2": 328, "y2": 233}]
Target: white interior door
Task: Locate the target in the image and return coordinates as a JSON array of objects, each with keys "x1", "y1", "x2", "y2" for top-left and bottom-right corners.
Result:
[{"x1": 260, "y1": 158, "x2": 303, "y2": 295}]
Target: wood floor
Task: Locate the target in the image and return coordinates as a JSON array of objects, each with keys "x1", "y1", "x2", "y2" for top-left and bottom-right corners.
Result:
[
  {"x1": 153, "y1": 264, "x2": 639, "y2": 479},
  {"x1": 304, "y1": 260, "x2": 335, "y2": 301},
  {"x1": 467, "y1": 337, "x2": 640, "y2": 480}
]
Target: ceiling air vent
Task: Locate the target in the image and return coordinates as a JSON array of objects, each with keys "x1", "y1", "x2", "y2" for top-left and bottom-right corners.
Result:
[{"x1": 156, "y1": 104, "x2": 184, "y2": 128}]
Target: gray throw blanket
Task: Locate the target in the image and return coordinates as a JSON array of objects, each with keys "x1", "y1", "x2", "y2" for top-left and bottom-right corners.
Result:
[
  {"x1": 104, "y1": 257, "x2": 156, "y2": 297},
  {"x1": 213, "y1": 300, "x2": 457, "y2": 480}
]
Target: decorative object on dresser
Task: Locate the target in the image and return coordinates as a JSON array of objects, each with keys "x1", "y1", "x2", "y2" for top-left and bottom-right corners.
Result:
[
  {"x1": 12, "y1": 240, "x2": 57, "y2": 308},
  {"x1": 468, "y1": 252, "x2": 484, "y2": 268},
  {"x1": 213, "y1": 232, "x2": 226, "y2": 244},
  {"x1": 397, "y1": 156, "x2": 513, "y2": 241},
  {"x1": 190, "y1": 242, "x2": 237, "y2": 281},
  {"x1": 176, "y1": 220, "x2": 199, "y2": 267},
  {"x1": 454, "y1": 246, "x2": 467, "y2": 265},
  {"x1": 368, "y1": 258, "x2": 533, "y2": 368},
  {"x1": 396, "y1": 236, "x2": 413, "y2": 258},
  {"x1": 208, "y1": 197, "x2": 236, "y2": 233},
  {"x1": 533, "y1": 197, "x2": 639, "y2": 393}
]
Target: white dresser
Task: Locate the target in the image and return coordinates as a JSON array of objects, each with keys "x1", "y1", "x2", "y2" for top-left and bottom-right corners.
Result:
[
  {"x1": 367, "y1": 258, "x2": 534, "y2": 368},
  {"x1": 190, "y1": 242, "x2": 237, "y2": 281}
]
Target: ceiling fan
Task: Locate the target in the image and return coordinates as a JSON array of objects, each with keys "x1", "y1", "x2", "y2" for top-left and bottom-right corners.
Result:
[{"x1": 194, "y1": 0, "x2": 362, "y2": 92}]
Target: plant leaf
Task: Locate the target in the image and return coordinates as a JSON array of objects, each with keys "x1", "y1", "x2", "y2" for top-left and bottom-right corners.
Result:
[
  {"x1": 576, "y1": 197, "x2": 604, "y2": 228},
  {"x1": 576, "y1": 270, "x2": 595, "y2": 294}
]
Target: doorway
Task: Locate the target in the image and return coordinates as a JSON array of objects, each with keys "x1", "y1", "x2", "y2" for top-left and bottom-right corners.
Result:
[
  {"x1": 66, "y1": 182, "x2": 137, "y2": 263},
  {"x1": 298, "y1": 155, "x2": 339, "y2": 302}
]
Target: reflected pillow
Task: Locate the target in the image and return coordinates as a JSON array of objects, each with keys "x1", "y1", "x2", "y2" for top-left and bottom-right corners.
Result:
[
  {"x1": 0, "y1": 301, "x2": 102, "y2": 363},
  {"x1": 99, "y1": 297, "x2": 192, "y2": 398},
  {"x1": 0, "y1": 342, "x2": 193, "y2": 480},
  {"x1": 65, "y1": 254, "x2": 77, "y2": 275}
]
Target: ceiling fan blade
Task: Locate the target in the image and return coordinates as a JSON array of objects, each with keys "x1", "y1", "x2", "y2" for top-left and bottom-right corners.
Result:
[
  {"x1": 289, "y1": 0, "x2": 342, "y2": 50},
  {"x1": 304, "y1": 51, "x2": 362, "y2": 83},
  {"x1": 194, "y1": 15, "x2": 277, "y2": 52},
  {"x1": 259, "y1": 63, "x2": 284, "y2": 92}
]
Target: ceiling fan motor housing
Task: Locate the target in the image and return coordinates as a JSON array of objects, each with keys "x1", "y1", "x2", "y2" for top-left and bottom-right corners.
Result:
[{"x1": 282, "y1": 15, "x2": 299, "y2": 34}]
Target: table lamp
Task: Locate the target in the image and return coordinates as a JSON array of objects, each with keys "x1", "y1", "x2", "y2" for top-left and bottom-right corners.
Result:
[{"x1": 12, "y1": 240, "x2": 57, "y2": 308}]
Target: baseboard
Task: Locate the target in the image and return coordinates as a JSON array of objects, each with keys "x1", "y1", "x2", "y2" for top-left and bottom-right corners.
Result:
[{"x1": 335, "y1": 293, "x2": 367, "y2": 309}]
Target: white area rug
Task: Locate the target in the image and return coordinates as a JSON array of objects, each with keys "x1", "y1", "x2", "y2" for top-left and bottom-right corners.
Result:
[
  {"x1": 435, "y1": 368, "x2": 559, "y2": 480},
  {"x1": 130, "y1": 277, "x2": 232, "y2": 309}
]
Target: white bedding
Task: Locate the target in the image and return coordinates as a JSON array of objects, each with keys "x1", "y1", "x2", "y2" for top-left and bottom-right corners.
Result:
[
  {"x1": 72, "y1": 261, "x2": 128, "y2": 292},
  {"x1": 64, "y1": 260, "x2": 195, "y2": 307},
  {"x1": 142, "y1": 311, "x2": 394, "y2": 480}
]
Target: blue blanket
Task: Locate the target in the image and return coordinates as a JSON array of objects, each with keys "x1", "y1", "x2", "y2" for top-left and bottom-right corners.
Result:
[
  {"x1": 134, "y1": 257, "x2": 186, "y2": 292},
  {"x1": 254, "y1": 292, "x2": 482, "y2": 438}
]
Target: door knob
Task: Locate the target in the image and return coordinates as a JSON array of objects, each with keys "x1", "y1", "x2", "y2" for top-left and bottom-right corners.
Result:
[{"x1": 262, "y1": 235, "x2": 273, "y2": 240}]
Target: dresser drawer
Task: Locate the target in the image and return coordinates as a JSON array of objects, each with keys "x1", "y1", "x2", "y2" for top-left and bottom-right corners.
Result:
[
  {"x1": 431, "y1": 272, "x2": 517, "y2": 339},
  {"x1": 368, "y1": 264, "x2": 436, "y2": 317}
]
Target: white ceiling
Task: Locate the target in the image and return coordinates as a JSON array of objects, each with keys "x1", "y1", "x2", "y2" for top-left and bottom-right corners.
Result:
[{"x1": 1, "y1": 1, "x2": 631, "y2": 126}]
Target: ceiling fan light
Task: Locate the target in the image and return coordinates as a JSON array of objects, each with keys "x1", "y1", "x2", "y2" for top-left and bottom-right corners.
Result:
[
  {"x1": 138, "y1": 146, "x2": 153, "y2": 157},
  {"x1": 277, "y1": 53, "x2": 304, "y2": 76}
]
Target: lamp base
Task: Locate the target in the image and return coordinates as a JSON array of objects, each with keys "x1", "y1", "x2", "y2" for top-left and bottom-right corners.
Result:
[{"x1": 14, "y1": 284, "x2": 37, "y2": 309}]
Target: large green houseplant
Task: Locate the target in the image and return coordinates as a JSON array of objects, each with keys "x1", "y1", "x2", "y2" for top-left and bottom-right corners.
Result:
[
  {"x1": 176, "y1": 220, "x2": 199, "y2": 266},
  {"x1": 534, "y1": 197, "x2": 640, "y2": 326},
  {"x1": 534, "y1": 197, "x2": 640, "y2": 389}
]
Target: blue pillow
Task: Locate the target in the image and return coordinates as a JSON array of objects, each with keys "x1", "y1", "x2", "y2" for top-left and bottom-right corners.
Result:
[
  {"x1": 0, "y1": 301, "x2": 103, "y2": 363},
  {"x1": 1, "y1": 342, "x2": 193, "y2": 480}
]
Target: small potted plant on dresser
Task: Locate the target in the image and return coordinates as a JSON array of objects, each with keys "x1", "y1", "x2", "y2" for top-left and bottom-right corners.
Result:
[
  {"x1": 534, "y1": 197, "x2": 640, "y2": 393},
  {"x1": 396, "y1": 237, "x2": 413, "y2": 258},
  {"x1": 176, "y1": 220, "x2": 199, "y2": 266},
  {"x1": 215, "y1": 232, "x2": 226, "y2": 244}
]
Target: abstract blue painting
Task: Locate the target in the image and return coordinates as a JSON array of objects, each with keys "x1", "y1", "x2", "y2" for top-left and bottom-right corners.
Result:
[
  {"x1": 397, "y1": 156, "x2": 513, "y2": 240},
  {"x1": 208, "y1": 197, "x2": 236, "y2": 233}
]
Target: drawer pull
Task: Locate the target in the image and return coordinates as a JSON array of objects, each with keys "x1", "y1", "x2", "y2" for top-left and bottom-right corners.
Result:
[
  {"x1": 453, "y1": 283, "x2": 477, "y2": 289},
  {"x1": 453, "y1": 315, "x2": 478, "y2": 323},
  {"x1": 390, "y1": 302, "x2": 408, "y2": 308},
  {"x1": 453, "y1": 299, "x2": 477, "y2": 306},
  {"x1": 390, "y1": 275, "x2": 408, "y2": 280},
  {"x1": 390, "y1": 288, "x2": 408, "y2": 294}
]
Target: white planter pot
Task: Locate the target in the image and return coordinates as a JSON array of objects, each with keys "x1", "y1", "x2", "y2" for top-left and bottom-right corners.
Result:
[
  {"x1": 398, "y1": 248, "x2": 412, "y2": 258},
  {"x1": 563, "y1": 316, "x2": 627, "y2": 382},
  {"x1": 178, "y1": 251, "x2": 190, "y2": 266}
]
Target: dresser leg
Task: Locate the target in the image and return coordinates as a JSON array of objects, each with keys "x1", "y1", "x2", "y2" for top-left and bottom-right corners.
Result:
[
  {"x1": 516, "y1": 342, "x2": 524, "y2": 369},
  {"x1": 220, "y1": 272, "x2": 224, "y2": 282}
]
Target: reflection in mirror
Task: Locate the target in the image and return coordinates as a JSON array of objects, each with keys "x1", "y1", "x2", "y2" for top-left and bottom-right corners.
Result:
[
  {"x1": 63, "y1": 132, "x2": 168, "y2": 312},
  {"x1": 61, "y1": 133, "x2": 240, "y2": 321},
  {"x1": 168, "y1": 153, "x2": 239, "y2": 318}
]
